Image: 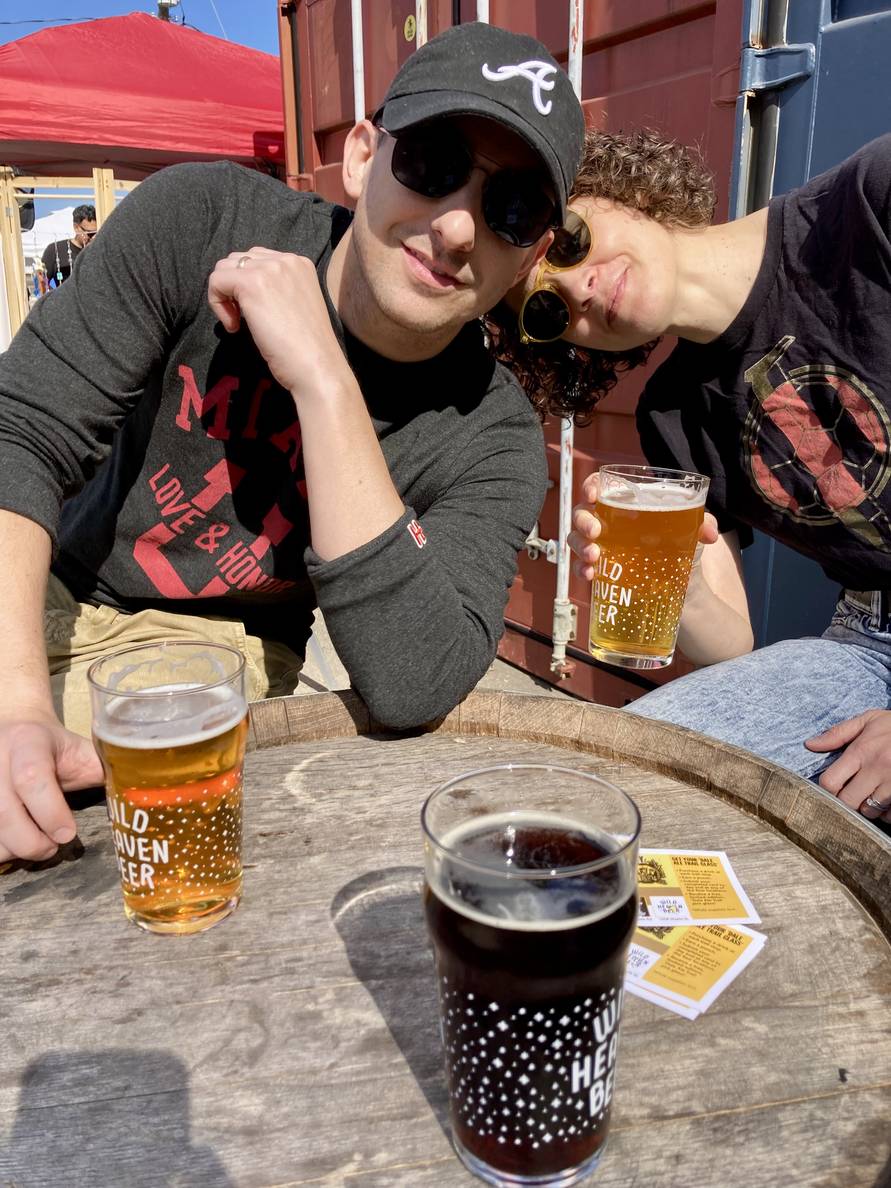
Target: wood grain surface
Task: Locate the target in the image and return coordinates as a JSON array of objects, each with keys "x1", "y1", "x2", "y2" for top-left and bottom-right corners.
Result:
[{"x1": 1, "y1": 693, "x2": 889, "y2": 1188}]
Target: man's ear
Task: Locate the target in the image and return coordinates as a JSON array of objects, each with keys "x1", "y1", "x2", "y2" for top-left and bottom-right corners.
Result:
[
  {"x1": 511, "y1": 228, "x2": 553, "y2": 287},
  {"x1": 342, "y1": 119, "x2": 379, "y2": 203}
]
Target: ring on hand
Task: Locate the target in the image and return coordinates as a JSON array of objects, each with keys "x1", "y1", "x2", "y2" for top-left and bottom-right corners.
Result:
[
  {"x1": 237, "y1": 255, "x2": 252, "y2": 269},
  {"x1": 864, "y1": 796, "x2": 884, "y2": 811}
]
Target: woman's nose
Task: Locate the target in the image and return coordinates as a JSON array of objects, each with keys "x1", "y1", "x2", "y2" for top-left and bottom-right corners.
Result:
[{"x1": 559, "y1": 264, "x2": 597, "y2": 312}]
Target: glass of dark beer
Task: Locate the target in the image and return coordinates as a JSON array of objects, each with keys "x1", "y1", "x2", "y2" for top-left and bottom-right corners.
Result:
[
  {"x1": 422, "y1": 765, "x2": 640, "y2": 1187},
  {"x1": 88, "y1": 641, "x2": 248, "y2": 935}
]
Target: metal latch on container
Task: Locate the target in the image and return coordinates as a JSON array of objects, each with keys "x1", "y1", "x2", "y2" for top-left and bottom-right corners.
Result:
[{"x1": 739, "y1": 43, "x2": 815, "y2": 94}]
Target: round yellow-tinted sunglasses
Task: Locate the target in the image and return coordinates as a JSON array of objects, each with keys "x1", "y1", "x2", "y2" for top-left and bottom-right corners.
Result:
[{"x1": 518, "y1": 210, "x2": 593, "y2": 344}]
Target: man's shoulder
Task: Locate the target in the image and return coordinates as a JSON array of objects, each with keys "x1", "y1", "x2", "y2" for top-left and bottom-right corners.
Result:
[{"x1": 142, "y1": 161, "x2": 335, "y2": 213}]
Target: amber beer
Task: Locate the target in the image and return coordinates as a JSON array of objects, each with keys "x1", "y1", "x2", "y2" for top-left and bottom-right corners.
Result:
[
  {"x1": 589, "y1": 465, "x2": 709, "y2": 669},
  {"x1": 422, "y1": 766, "x2": 640, "y2": 1187},
  {"x1": 88, "y1": 642, "x2": 248, "y2": 935}
]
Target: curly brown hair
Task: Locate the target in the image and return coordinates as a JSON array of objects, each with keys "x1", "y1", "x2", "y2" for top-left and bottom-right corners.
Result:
[{"x1": 486, "y1": 127, "x2": 716, "y2": 423}]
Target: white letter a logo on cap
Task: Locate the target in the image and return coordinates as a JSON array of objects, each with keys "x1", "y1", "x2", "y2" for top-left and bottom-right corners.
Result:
[{"x1": 481, "y1": 60, "x2": 558, "y2": 116}]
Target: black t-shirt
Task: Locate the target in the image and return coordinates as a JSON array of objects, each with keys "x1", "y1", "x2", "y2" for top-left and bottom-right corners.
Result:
[
  {"x1": 637, "y1": 134, "x2": 891, "y2": 590},
  {"x1": 41, "y1": 237, "x2": 83, "y2": 284}
]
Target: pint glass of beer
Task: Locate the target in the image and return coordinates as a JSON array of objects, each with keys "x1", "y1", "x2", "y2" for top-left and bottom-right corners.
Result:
[
  {"x1": 88, "y1": 641, "x2": 248, "y2": 935},
  {"x1": 423, "y1": 765, "x2": 640, "y2": 1187},
  {"x1": 589, "y1": 464, "x2": 709, "y2": 669}
]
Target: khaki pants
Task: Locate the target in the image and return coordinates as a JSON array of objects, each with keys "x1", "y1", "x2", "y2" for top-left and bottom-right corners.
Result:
[{"x1": 45, "y1": 575, "x2": 304, "y2": 738}]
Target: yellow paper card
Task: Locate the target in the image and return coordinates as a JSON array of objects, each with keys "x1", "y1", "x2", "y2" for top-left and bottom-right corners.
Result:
[
  {"x1": 637, "y1": 848, "x2": 760, "y2": 925},
  {"x1": 625, "y1": 922, "x2": 766, "y2": 1015}
]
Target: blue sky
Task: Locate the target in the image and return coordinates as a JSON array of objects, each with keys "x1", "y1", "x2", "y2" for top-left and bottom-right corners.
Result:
[{"x1": 0, "y1": 1, "x2": 279, "y2": 55}]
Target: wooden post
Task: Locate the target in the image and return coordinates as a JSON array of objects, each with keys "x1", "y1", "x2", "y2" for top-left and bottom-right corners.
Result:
[
  {"x1": 0, "y1": 166, "x2": 28, "y2": 340},
  {"x1": 91, "y1": 167, "x2": 116, "y2": 226}
]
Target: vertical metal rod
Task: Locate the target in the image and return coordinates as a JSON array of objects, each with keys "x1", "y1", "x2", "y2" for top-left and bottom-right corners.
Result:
[
  {"x1": 416, "y1": 0, "x2": 428, "y2": 46},
  {"x1": 476, "y1": 0, "x2": 489, "y2": 22},
  {"x1": 550, "y1": 0, "x2": 585, "y2": 679},
  {"x1": 351, "y1": 0, "x2": 366, "y2": 125},
  {"x1": 287, "y1": 4, "x2": 305, "y2": 175},
  {"x1": 452, "y1": 0, "x2": 461, "y2": 24}
]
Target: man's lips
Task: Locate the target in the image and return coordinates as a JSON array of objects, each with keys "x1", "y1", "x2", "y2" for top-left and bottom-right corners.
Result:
[{"x1": 403, "y1": 245, "x2": 464, "y2": 289}]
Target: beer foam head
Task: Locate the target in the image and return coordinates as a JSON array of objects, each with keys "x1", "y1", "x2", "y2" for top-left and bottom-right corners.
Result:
[
  {"x1": 93, "y1": 683, "x2": 246, "y2": 750},
  {"x1": 429, "y1": 812, "x2": 637, "y2": 932},
  {"x1": 599, "y1": 479, "x2": 706, "y2": 512}
]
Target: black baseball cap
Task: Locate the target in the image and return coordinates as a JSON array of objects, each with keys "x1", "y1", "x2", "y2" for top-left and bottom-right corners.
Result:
[{"x1": 373, "y1": 22, "x2": 584, "y2": 220}]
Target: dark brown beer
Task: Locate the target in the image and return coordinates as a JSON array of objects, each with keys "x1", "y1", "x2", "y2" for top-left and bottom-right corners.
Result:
[{"x1": 424, "y1": 816, "x2": 636, "y2": 1181}]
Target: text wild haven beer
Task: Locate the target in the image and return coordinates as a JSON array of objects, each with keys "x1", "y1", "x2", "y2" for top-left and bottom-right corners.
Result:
[
  {"x1": 89, "y1": 642, "x2": 248, "y2": 935},
  {"x1": 423, "y1": 766, "x2": 640, "y2": 1186}
]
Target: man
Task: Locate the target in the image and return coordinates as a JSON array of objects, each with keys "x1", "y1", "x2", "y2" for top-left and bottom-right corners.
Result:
[
  {"x1": 40, "y1": 203, "x2": 98, "y2": 286},
  {"x1": 560, "y1": 131, "x2": 891, "y2": 826},
  {"x1": 0, "y1": 22, "x2": 584, "y2": 864}
]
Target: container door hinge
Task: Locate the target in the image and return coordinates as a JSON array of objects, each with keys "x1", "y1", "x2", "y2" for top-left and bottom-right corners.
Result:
[{"x1": 739, "y1": 43, "x2": 815, "y2": 94}]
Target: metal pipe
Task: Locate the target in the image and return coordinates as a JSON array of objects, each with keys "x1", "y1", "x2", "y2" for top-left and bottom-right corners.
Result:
[
  {"x1": 452, "y1": 0, "x2": 461, "y2": 24},
  {"x1": 476, "y1": 0, "x2": 489, "y2": 22},
  {"x1": 351, "y1": 0, "x2": 365, "y2": 125},
  {"x1": 416, "y1": 0, "x2": 428, "y2": 47},
  {"x1": 287, "y1": 3, "x2": 305, "y2": 176},
  {"x1": 549, "y1": 0, "x2": 585, "y2": 680}
]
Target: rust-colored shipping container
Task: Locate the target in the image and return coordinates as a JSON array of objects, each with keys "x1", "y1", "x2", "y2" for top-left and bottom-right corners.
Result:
[{"x1": 278, "y1": 0, "x2": 745, "y2": 705}]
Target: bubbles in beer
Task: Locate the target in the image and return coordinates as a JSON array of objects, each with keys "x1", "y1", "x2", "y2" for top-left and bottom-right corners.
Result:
[
  {"x1": 95, "y1": 684, "x2": 247, "y2": 933},
  {"x1": 590, "y1": 482, "x2": 705, "y2": 661}
]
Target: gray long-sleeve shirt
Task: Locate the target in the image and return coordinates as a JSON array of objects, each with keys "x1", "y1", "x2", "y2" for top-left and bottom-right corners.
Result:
[{"x1": 0, "y1": 162, "x2": 547, "y2": 727}]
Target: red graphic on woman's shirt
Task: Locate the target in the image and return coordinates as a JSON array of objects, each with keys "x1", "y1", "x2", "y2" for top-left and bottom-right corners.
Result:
[{"x1": 742, "y1": 335, "x2": 891, "y2": 550}]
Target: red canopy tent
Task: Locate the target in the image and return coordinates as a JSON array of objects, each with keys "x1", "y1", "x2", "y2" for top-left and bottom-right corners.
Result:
[{"x1": 0, "y1": 12, "x2": 286, "y2": 179}]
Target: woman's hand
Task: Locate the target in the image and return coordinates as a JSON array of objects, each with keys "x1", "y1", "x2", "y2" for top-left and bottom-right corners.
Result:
[{"x1": 568, "y1": 471, "x2": 719, "y2": 581}]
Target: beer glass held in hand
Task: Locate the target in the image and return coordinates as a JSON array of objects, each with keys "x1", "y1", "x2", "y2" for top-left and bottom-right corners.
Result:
[
  {"x1": 589, "y1": 464, "x2": 709, "y2": 669},
  {"x1": 422, "y1": 765, "x2": 640, "y2": 1188},
  {"x1": 88, "y1": 641, "x2": 248, "y2": 935}
]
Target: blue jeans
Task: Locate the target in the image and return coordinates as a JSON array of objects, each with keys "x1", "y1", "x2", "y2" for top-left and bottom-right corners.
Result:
[{"x1": 627, "y1": 590, "x2": 891, "y2": 780}]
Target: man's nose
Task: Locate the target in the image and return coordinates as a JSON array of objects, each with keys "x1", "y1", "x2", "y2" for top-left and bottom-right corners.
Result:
[{"x1": 429, "y1": 174, "x2": 483, "y2": 255}]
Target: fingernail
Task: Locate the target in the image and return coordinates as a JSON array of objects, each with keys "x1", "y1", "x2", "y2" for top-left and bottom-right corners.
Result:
[{"x1": 52, "y1": 826, "x2": 76, "y2": 844}]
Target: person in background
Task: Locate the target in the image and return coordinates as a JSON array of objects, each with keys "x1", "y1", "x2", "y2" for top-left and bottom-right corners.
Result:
[
  {"x1": 40, "y1": 203, "x2": 98, "y2": 287},
  {"x1": 498, "y1": 127, "x2": 891, "y2": 828},
  {"x1": 0, "y1": 21, "x2": 585, "y2": 866}
]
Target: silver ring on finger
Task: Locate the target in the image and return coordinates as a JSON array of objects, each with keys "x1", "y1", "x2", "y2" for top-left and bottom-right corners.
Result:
[
  {"x1": 863, "y1": 796, "x2": 885, "y2": 811},
  {"x1": 237, "y1": 255, "x2": 252, "y2": 269}
]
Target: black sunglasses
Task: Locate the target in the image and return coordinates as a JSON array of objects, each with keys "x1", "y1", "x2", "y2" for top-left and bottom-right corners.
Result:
[
  {"x1": 518, "y1": 210, "x2": 593, "y2": 344},
  {"x1": 381, "y1": 124, "x2": 558, "y2": 248}
]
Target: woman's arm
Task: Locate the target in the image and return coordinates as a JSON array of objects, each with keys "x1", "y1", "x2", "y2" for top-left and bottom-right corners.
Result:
[{"x1": 677, "y1": 529, "x2": 754, "y2": 664}]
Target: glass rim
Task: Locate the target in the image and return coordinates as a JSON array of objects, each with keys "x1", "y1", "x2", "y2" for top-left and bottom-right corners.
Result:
[
  {"x1": 421, "y1": 762, "x2": 641, "y2": 881},
  {"x1": 86, "y1": 640, "x2": 245, "y2": 698},
  {"x1": 598, "y1": 463, "x2": 709, "y2": 485}
]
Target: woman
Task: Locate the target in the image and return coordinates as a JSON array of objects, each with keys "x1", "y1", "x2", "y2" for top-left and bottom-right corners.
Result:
[
  {"x1": 485, "y1": 127, "x2": 716, "y2": 422},
  {"x1": 495, "y1": 126, "x2": 891, "y2": 828}
]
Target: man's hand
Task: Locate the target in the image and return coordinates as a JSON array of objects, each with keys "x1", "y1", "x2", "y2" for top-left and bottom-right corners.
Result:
[
  {"x1": 568, "y1": 471, "x2": 719, "y2": 581},
  {"x1": 806, "y1": 709, "x2": 891, "y2": 823},
  {"x1": 207, "y1": 247, "x2": 347, "y2": 397},
  {"x1": 0, "y1": 714, "x2": 104, "y2": 863}
]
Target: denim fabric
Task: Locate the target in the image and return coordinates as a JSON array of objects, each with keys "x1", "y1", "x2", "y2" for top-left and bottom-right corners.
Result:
[{"x1": 626, "y1": 591, "x2": 891, "y2": 779}]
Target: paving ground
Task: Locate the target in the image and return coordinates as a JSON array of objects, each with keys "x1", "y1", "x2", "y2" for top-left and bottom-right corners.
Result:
[{"x1": 295, "y1": 611, "x2": 572, "y2": 700}]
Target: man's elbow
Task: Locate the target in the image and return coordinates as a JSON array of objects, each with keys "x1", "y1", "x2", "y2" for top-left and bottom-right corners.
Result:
[{"x1": 357, "y1": 659, "x2": 489, "y2": 731}]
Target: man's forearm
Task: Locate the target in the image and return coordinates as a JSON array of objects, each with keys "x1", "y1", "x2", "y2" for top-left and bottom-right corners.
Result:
[
  {"x1": 0, "y1": 511, "x2": 54, "y2": 716},
  {"x1": 295, "y1": 379, "x2": 406, "y2": 561}
]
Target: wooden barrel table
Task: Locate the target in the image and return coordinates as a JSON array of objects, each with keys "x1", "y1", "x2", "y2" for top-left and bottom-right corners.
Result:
[{"x1": 1, "y1": 690, "x2": 889, "y2": 1188}]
